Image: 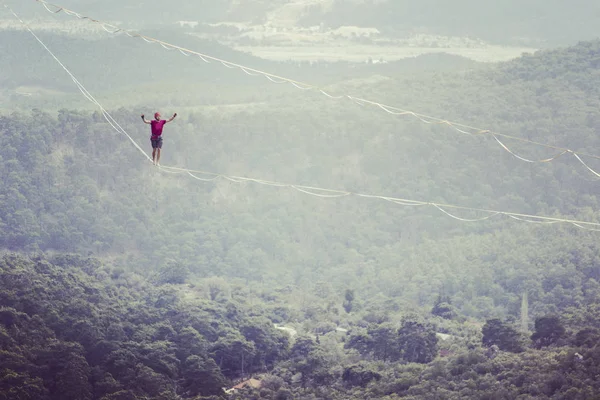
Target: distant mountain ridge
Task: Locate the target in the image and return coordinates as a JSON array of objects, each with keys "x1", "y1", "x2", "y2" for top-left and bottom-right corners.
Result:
[{"x1": 16, "y1": 0, "x2": 600, "y2": 47}]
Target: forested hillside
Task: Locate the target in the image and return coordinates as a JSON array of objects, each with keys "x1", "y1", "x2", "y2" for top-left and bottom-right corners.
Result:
[
  {"x1": 2, "y1": 17, "x2": 600, "y2": 400},
  {"x1": 0, "y1": 254, "x2": 289, "y2": 399},
  {"x1": 2, "y1": 38, "x2": 600, "y2": 313},
  {"x1": 0, "y1": 30, "x2": 279, "y2": 94},
  {"x1": 3, "y1": 251, "x2": 600, "y2": 399},
  {"x1": 1, "y1": 30, "x2": 465, "y2": 112}
]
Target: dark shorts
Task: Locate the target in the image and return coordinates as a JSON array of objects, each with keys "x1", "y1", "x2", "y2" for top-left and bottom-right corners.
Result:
[{"x1": 151, "y1": 136, "x2": 163, "y2": 149}]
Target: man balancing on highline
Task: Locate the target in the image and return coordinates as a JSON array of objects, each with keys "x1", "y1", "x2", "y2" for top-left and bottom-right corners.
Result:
[{"x1": 141, "y1": 111, "x2": 177, "y2": 166}]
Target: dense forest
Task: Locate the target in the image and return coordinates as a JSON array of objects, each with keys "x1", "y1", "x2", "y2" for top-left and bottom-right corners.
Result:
[
  {"x1": 2, "y1": 252, "x2": 600, "y2": 399},
  {"x1": 1, "y1": 13, "x2": 600, "y2": 400}
]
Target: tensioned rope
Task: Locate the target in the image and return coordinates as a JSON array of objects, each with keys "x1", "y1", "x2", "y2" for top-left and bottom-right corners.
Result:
[
  {"x1": 6, "y1": 4, "x2": 600, "y2": 232},
  {"x1": 29, "y1": 0, "x2": 600, "y2": 179}
]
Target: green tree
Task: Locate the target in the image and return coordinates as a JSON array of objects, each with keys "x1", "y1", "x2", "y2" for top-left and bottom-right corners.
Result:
[
  {"x1": 344, "y1": 329, "x2": 373, "y2": 356},
  {"x1": 290, "y1": 336, "x2": 316, "y2": 359},
  {"x1": 342, "y1": 364, "x2": 381, "y2": 388},
  {"x1": 398, "y1": 318, "x2": 438, "y2": 364},
  {"x1": 574, "y1": 327, "x2": 600, "y2": 348},
  {"x1": 54, "y1": 352, "x2": 92, "y2": 400},
  {"x1": 343, "y1": 289, "x2": 355, "y2": 313},
  {"x1": 180, "y1": 355, "x2": 226, "y2": 397},
  {"x1": 210, "y1": 331, "x2": 255, "y2": 377},
  {"x1": 431, "y1": 295, "x2": 456, "y2": 320},
  {"x1": 482, "y1": 319, "x2": 524, "y2": 353},
  {"x1": 531, "y1": 315, "x2": 566, "y2": 348},
  {"x1": 99, "y1": 390, "x2": 138, "y2": 400},
  {"x1": 133, "y1": 365, "x2": 171, "y2": 397},
  {"x1": 175, "y1": 327, "x2": 208, "y2": 361},
  {"x1": 0, "y1": 370, "x2": 49, "y2": 400},
  {"x1": 240, "y1": 317, "x2": 289, "y2": 371},
  {"x1": 368, "y1": 323, "x2": 402, "y2": 362},
  {"x1": 155, "y1": 261, "x2": 189, "y2": 285}
]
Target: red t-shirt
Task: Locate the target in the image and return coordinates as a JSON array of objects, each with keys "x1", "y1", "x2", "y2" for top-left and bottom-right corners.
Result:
[{"x1": 150, "y1": 120, "x2": 167, "y2": 137}]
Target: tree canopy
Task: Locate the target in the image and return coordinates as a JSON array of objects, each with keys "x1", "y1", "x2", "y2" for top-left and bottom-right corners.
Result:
[{"x1": 2, "y1": 25, "x2": 600, "y2": 400}]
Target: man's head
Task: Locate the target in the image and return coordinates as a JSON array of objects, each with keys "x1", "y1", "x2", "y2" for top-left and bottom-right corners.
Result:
[{"x1": 154, "y1": 112, "x2": 161, "y2": 120}]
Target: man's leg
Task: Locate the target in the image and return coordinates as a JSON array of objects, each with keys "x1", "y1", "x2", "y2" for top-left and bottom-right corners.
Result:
[
  {"x1": 155, "y1": 138, "x2": 162, "y2": 166},
  {"x1": 152, "y1": 147, "x2": 157, "y2": 165}
]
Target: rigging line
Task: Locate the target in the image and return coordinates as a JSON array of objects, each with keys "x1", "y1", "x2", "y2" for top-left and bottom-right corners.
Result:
[
  {"x1": 4, "y1": 6, "x2": 152, "y2": 162},
  {"x1": 228, "y1": 176, "x2": 290, "y2": 188},
  {"x1": 572, "y1": 153, "x2": 600, "y2": 178},
  {"x1": 36, "y1": 1, "x2": 310, "y2": 86},
  {"x1": 319, "y1": 90, "x2": 344, "y2": 99},
  {"x1": 385, "y1": 199, "x2": 429, "y2": 206},
  {"x1": 376, "y1": 104, "x2": 420, "y2": 117},
  {"x1": 62, "y1": 9, "x2": 81, "y2": 18},
  {"x1": 294, "y1": 190, "x2": 350, "y2": 199},
  {"x1": 571, "y1": 223, "x2": 600, "y2": 232},
  {"x1": 492, "y1": 134, "x2": 569, "y2": 163},
  {"x1": 156, "y1": 159, "x2": 600, "y2": 228},
  {"x1": 506, "y1": 215, "x2": 561, "y2": 224},
  {"x1": 13, "y1": 5, "x2": 600, "y2": 232},
  {"x1": 222, "y1": 176, "x2": 248, "y2": 183},
  {"x1": 432, "y1": 204, "x2": 500, "y2": 222},
  {"x1": 291, "y1": 186, "x2": 351, "y2": 198},
  {"x1": 265, "y1": 75, "x2": 288, "y2": 84},
  {"x1": 247, "y1": 180, "x2": 290, "y2": 188},
  {"x1": 290, "y1": 82, "x2": 313, "y2": 90},
  {"x1": 72, "y1": 78, "x2": 96, "y2": 103},
  {"x1": 41, "y1": 1, "x2": 60, "y2": 13},
  {"x1": 431, "y1": 201, "x2": 597, "y2": 227},
  {"x1": 101, "y1": 24, "x2": 121, "y2": 34},
  {"x1": 157, "y1": 166, "x2": 184, "y2": 174},
  {"x1": 448, "y1": 125, "x2": 478, "y2": 135},
  {"x1": 291, "y1": 183, "x2": 352, "y2": 195},
  {"x1": 32, "y1": 0, "x2": 600, "y2": 165},
  {"x1": 356, "y1": 194, "x2": 426, "y2": 206},
  {"x1": 187, "y1": 171, "x2": 221, "y2": 182},
  {"x1": 240, "y1": 67, "x2": 261, "y2": 76},
  {"x1": 222, "y1": 175, "x2": 255, "y2": 183}
]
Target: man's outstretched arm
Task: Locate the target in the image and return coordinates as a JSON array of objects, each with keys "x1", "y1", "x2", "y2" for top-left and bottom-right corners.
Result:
[
  {"x1": 141, "y1": 114, "x2": 151, "y2": 124},
  {"x1": 166, "y1": 113, "x2": 177, "y2": 123}
]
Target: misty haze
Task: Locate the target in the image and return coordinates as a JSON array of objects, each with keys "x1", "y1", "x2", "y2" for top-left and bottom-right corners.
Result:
[{"x1": 1, "y1": 0, "x2": 600, "y2": 399}]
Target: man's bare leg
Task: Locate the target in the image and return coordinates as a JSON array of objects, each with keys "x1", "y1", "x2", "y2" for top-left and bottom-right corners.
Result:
[
  {"x1": 156, "y1": 148, "x2": 161, "y2": 166},
  {"x1": 152, "y1": 148, "x2": 157, "y2": 165}
]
